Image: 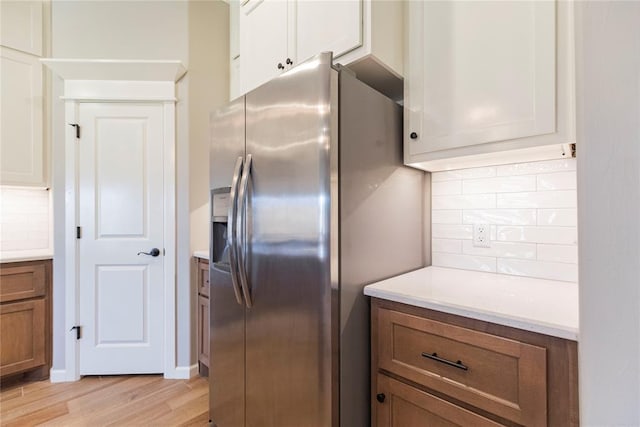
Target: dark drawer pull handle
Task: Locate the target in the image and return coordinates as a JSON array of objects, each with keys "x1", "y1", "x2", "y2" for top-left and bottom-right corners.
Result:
[{"x1": 421, "y1": 352, "x2": 468, "y2": 371}]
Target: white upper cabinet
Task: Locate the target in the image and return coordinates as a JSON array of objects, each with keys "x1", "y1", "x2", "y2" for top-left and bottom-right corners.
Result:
[
  {"x1": 230, "y1": 0, "x2": 240, "y2": 61},
  {"x1": 405, "y1": 0, "x2": 575, "y2": 171},
  {"x1": 0, "y1": 1, "x2": 43, "y2": 56},
  {"x1": 0, "y1": 0, "x2": 47, "y2": 187},
  {"x1": 229, "y1": 0, "x2": 240, "y2": 100},
  {"x1": 239, "y1": 0, "x2": 290, "y2": 95},
  {"x1": 238, "y1": 0, "x2": 403, "y2": 98},
  {"x1": 0, "y1": 47, "x2": 44, "y2": 186},
  {"x1": 295, "y1": 1, "x2": 361, "y2": 65}
]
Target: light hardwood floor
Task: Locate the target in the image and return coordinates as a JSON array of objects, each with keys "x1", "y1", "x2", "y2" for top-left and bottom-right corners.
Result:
[{"x1": 0, "y1": 375, "x2": 209, "y2": 426}]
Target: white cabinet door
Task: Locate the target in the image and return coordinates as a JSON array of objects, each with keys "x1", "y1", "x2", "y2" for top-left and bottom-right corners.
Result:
[
  {"x1": 230, "y1": 56, "x2": 241, "y2": 101},
  {"x1": 405, "y1": 0, "x2": 574, "y2": 171},
  {"x1": 239, "y1": 0, "x2": 289, "y2": 94},
  {"x1": 0, "y1": 47, "x2": 44, "y2": 186},
  {"x1": 0, "y1": 0, "x2": 42, "y2": 55},
  {"x1": 295, "y1": 0, "x2": 361, "y2": 64},
  {"x1": 230, "y1": 0, "x2": 240, "y2": 60}
]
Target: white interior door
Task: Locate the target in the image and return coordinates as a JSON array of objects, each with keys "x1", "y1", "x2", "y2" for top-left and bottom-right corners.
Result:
[{"x1": 78, "y1": 103, "x2": 165, "y2": 375}]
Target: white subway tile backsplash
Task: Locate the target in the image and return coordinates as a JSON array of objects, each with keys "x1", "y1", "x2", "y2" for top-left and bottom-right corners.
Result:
[
  {"x1": 432, "y1": 210, "x2": 462, "y2": 224},
  {"x1": 432, "y1": 253, "x2": 497, "y2": 273},
  {"x1": 496, "y1": 158, "x2": 576, "y2": 176},
  {"x1": 462, "y1": 240, "x2": 536, "y2": 260},
  {"x1": 432, "y1": 180, "x2": 462, "y2": 195},
  {"x1": 0, "y1": 188, "x2": 51, "y2": 254},
  {"x1": 497, "y1": 226, "x2": 578, "y2": 245},
  {"x1": 433, "y1": 239, "x2": 463, "y2": 254},
  {"x1": 497, "y1": 191, "x2": 577, "y2": 208},
  {"x1": 497, "y1": 258, "x2": 578, "y2": 282},
  {"x1": 433, "y1": 194, "x2": 496, "y2": 209},
  {"x1": 432, "y1": 224, "x2": 473, "y2": 239},
  {"x1": 431, "y1": 166, "x2": 496, "y2": 182},
  {"x1": 431, "y1": 159, "x2": 578, "y2": 282},
  {"x1": 537, "y1": 209, "x2": 578, "y2": 226},
  {"x1": 463, "y1": 209, "x2": 536, "y2": 225},
  {"x1": 537, "y1": 172, "x2": 577, "y2": 191},
  {"x1": 463, "y1": 176, "x2": 536, "y2": 194},
  {"x1": 537, "y1": 244, "x2": 579, "y2": 264}
]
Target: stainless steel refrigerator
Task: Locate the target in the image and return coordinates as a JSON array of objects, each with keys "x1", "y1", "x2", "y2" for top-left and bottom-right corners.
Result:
[{"x1": 209, "y1": 52, "x2": 424, "y2": 427}]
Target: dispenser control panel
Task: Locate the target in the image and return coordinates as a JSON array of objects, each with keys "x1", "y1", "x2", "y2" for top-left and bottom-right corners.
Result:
[{"x1": 212, "y1": 189, "x2": 231, "y2": 221}]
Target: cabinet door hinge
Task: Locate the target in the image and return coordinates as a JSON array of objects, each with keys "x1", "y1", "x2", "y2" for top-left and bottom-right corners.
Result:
[
  {"x1": 76, "y1": 226, "x2": 82, "y2": 239},
  {"x1": 70, "y1": 325, "x2": 82, "y2": 340},
  {"x1": 69, "y1": 123, "x2": 80, "y2": 139}
]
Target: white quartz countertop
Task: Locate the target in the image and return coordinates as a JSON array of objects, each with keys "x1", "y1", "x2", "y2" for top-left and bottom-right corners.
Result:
[
  {"x1": 0, "y1": 250, "x2": 53, "y2": 263},
  {"x1": 193, "y1": 250, "x2": 208, "y2": 260},
  {"x1": 364, "y1": 266, "x2": 579, "y2": 341}
]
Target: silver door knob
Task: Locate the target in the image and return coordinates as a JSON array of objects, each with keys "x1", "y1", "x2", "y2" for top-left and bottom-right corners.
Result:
[{"x1": 137, "y1": 248, "x2": 160, "y2": 257}]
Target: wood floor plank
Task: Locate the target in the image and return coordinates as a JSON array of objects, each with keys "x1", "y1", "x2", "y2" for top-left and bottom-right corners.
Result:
[
  {"x1": 166, "y1": 377, "x2": 208, "y2": 410},
  {"x1": 152, "y1": 393, "x2": 209, "y2": 426},
  {"x1": 103, "y1": 382, "x2": 192, "y2": 426},
  {"x1": 0, "y1": 375, "x2": 209, "y2": 426},
  {"x1": 3, "y1": 402, "x2": 68, "y2": 427},
  {"x1": 1, "y1": 376, "x2": 126, "y2": 421}
]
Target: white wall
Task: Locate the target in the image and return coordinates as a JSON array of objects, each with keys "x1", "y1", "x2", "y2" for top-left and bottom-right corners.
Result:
[
  {"x1": 50, "y1": 0, "x2": 228, "y2": 373},
  {"x1": 576, "y1": 2, "x2": 640, "y2": 425},
  {"x1": 189, "y1": 1, "x2": 229, "y2": 254},
  {"x1": 187, "y1": 0, "x2": 229, "y2": 366},
  {"x1": 431, "y1": 159, "x2": 578, "y2": 282}
]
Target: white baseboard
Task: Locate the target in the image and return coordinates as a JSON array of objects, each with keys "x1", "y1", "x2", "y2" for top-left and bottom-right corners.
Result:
[
  {"x1": 165, "y1": 364, "x2": 198, "y2": 379},
  {"x1": 49, "y1": 369, "x2": 71, "y2": 383}
]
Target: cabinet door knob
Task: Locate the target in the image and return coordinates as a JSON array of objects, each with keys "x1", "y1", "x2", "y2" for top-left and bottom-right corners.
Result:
[
  {"x1": 277, "y1": 62, "x2": 285, "y2": 70},
  {"x1": 376, "y1": 393, "x2": 386, "y2": 403},
  {"x1": 410, "y1": 132, "x2": 418, "y2": 140},
  {"x1": 286, "y1": 58, "x2": 293, "y2": 65}
]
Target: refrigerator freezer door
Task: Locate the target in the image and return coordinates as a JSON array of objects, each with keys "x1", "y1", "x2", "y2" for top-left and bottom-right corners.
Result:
[
  {"x1": 209, "y1": 97, "x2": 246, "y2": 427},
  {"x1": 244, "y1": 53, "x2": 337, "y2": 427}
]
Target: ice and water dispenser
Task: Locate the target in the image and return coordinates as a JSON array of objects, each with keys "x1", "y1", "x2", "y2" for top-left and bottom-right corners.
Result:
[{"x1": 210, "y1": 188, "x2": 231, "y2": 270}]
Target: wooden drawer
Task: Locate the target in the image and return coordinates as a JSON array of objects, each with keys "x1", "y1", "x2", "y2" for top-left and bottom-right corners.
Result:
[
  {"x1": 198, "y1": 259, "x2": 210, "y2": 298},
  {"x1": 376, "y1": 374, "x2": 505, "y2": 427},
  {"x1": 378, "y1": 307, "x2": 547, "y2": 426},
  {"x1": 0, "y1": 261, "x2": 46, "y2": 302},
  {"x1": 0, "y1": 298, "x2": 46, "y2": 376}
]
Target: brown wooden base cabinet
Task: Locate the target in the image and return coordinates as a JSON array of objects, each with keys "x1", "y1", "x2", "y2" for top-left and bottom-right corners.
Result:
[
  {"x1": 196, "y1": 258, "x2": 209, "y2": 376},
  {"x1": 0, "y1": 259, "x2": 52, "y2": 381},
  {"x1": 371, "y1": 298, "x2": 579, "y2": 427}
]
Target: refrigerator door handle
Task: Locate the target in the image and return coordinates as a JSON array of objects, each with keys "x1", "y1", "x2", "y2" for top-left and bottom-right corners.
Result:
[
  {"x1": 227, "y1": 156, "x2": 245, "y2": 305},
  {"x1": 237, "y1": 153, "x2": 253, "y2": 308}
]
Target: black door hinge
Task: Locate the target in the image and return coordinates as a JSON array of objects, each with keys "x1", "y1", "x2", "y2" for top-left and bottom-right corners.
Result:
[
  {"x1": 69, "y1": 123, "x2": 80, "y2": 139},
  {"x1": 70, "y1": 325, "x2": 82, "y2": 340},
  {"x1": 76, "y1": 226, "x2": 82, "y2": 239}
]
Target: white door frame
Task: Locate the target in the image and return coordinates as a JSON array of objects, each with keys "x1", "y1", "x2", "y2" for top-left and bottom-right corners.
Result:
[{"x1": 60, "y1": 79, "x2": 179, "y2": 381}]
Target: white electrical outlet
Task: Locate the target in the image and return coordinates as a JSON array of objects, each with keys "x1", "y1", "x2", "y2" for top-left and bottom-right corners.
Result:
[{"x1": 473, "y1": 224, "x2": 491, "y2": 248}]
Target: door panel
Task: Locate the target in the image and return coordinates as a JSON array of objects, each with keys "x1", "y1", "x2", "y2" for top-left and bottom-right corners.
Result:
[
  {"x1": 209, "y1": 97, "x2": 246, "y2": 427},
  {"x1": 96, "y1": 266, "x2": 147, "y2": 343},
  {"x1": 95, "y1": 118, "x2": 147, "y2": 236},
  {"x1": 78, "y1": 103, "x2": 164, "y2": 375},
  {"x1": 244, "y1": 53, "x2": 335, "y2": 427}
]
